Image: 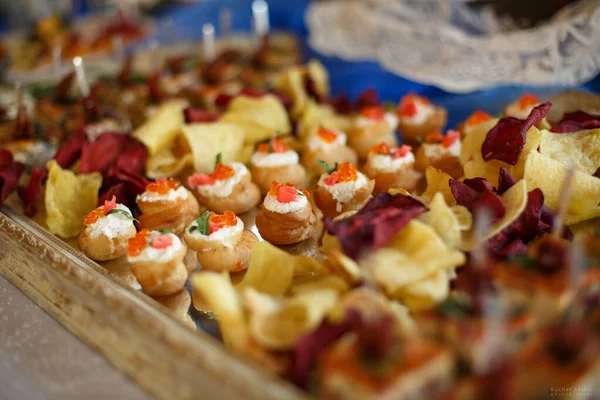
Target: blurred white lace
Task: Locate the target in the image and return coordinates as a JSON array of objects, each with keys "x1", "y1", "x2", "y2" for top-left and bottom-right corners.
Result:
[{"x1": 306, "y1": 0, "x2": 600, "y2": 93}]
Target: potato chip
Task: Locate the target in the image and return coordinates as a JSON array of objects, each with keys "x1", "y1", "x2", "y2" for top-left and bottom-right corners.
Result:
[
  {"x1": 322, "y1": 248, "x2": 362, "y2": 284},
  {"x1": 245, "y1": 288, "x2": 339, "y2": 350},
  {"x1": 222, "y1": 94, "x2": 291, "y2": 143},
  {"x1": 524, "y1": 151, "x2": 600, "y2": 225},
  {"x1": 133, "y1": 101, "x2": 185, "y2": 156},
  {"x1": 459, "y1": 180, "x2": 528, "y2": 251},
  {"x1": 306, "y1": 59, "x2": 330, "y2": 98},
  {"x1": 328, "y1": 288, "x2": 416, "y2": 335},
  {"x1": 419, "y1": 167, "x2": 455, "y2": 205},
  {"x1": 539, "y1": 128, "x2": 600, "y2": 175},
  {"x1": 190, "y1": 271, "x2": 286, "y2": 374},
  {"x1": 418, "y1": 192, "x2": 461, "y2": 248},
  {"x1": 459, "y1": 118, "x2": 499, "y2": 166},
  {"x1": 451, "y1": 205, "x2": 473, "y2": 231},
  {"x1": 392, "y1": 269, "x2": 455, "y2": 310},
  {"x1": 145, "y1": 147, "x2": 193, "y2": 179},
  {"x1": 273, "y1": 65, "x2": 308, "y2": 118},
  {"x1": 461, "y1": 125, "x2": 542, "y2": 183},
  {"x1": 45, "y1": 160, "x2": 102, "y2": 238},
  {"x1": 297, "y1": 101, "x2": 352, "y2": 140},
  {"x1": 236, "y1": 241, "x2": 296, "y2": 296},
  {"x1": 289, "y1": 275, "x2": 350, "y2": 296},
  {"x1": 359, "y1": 220, "x2": 465, "y2": 295},
  {"x1": 180, "y1": 122, "x2": 245, "y2": 173}
]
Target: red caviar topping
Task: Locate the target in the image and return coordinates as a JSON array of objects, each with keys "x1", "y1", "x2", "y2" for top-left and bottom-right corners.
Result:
[
  {"x1": 425, "y1": 131, "x2": 444, "y2": 143},
  {"x1": 517, "y1": 93, "x2": 540, "y2": 110},
  {"x1": 128, "y1": 229, "x2": 151, "y2": 257},
  {"x1": 371, "y1": 142, "x2": 391, "y2": 155},
  {"x1": 257, "y1": 137, "x2": 289, "y2": 154},
  {"x1": 465, "y1": 110, "x2": 491, "y2": 127},
  {"x1": 317, "y1": 127, "x2": 338, "y2": 143},
  {"x1": 269, "y1": 181, "x2": 310, "y2": 203},
  {"x1": 84, "y1": 207, "x2": 105, "y2": 226},
  {"x1": 146, "y1": 178, "x2": 180, "y2": 194},
  {"x1": 442, "y1": 130, "x2": 460, "y2": 148},
  {"x1": 235, "y1": 261, "x2": 244, "y2": 271},
  {"x1": 398, "y1": 93, "x2": 428, "y2": 117},
  {"x1": 391, "y1": 145, "x2": 412, "y2": 158},
  {"x1": 85, "y1": 195, "x2": 118, "y2": 226},
  {"x1": 187, "y1": 163, "x2": 235, "y2": 188},
  {"x1": 151, "y1": 234, "x2": 174, "y2": 249},
  {"x1": 360, "y1": 106, "x2": 386, "y2": 121},
  {"x1": 209, "y1": 211, "x2": 238, "y2": 234},
  {"x1": 324, "y1": 162, "x2": 358, "y2": 185}
]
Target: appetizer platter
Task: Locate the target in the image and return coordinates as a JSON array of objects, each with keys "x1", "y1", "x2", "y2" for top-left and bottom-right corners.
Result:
[{"x1": 1, "y1": 3, "x2": 600, "y2": 399}]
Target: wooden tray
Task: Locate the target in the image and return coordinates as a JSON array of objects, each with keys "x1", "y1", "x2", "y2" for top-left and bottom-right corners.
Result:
[{"x1": 0, "y1": 206, "x2": 309, "y2": 400}]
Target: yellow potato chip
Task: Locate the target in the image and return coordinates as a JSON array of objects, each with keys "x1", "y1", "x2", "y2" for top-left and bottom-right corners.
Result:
[
  {"x1": 451, "y1": 205, "x2": 473, "y2": 231},
  {"x1": 419, "y1": 167, "x2": 455, "y2": 205},
  {"x1": 133, "y1": 101, "x2": 185, "y2": 156},
  {"x1": 236, "y1": 241, "x2": 296, "y2": 296},
  {"x1": 145, "y1": 148, "x2": 193, "y2": 179},
  {"x1": 273, "y1": 65, "x2": 308, "y2": 118},
  {"x1": 297, "y1": 101, "x2": 352, "y2": 140},
  {"x1": 459, "y1": 118, "x2": 498, "y2": 166},
  {"x1": 223, "y1": 94, "x2": 291, "y2": 142},
  {"x1": 289, "y1": 275, "x2": 350, "y2": 296},
  {"x1": 539, "y1": 128, "x2": 600, "y2": 175},
  {"x1": 306, "y1": 59, "x2": 330, "y2": 98},
  {"x1": 393, "y1": 269, "x2": 455, "y2": 310},
  {"x1": 419, "y1": 192, "x2": 461, "y2": 248},
  {"x1": 359, "y1": 220, "x2": 465, "y2": 294},
  {"x1": 180, "y1": 122, "x2": 245, "y2": 173},
  {"x1": 524, "y1": 151, "x2": 600, "y2": 225},
  {"x1": 459, "y1": 180, "x2": 528, "y2": 251},
  {"x1": 245, "y1": 288, "x2": 339, "y2": 350},
  {"x1": 45, "y1": 160, "x2": 102, "y2": 238}
]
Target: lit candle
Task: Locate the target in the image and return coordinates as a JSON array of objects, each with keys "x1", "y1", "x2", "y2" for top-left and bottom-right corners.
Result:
[
  {"x1": 252, "y1": 0, "x2": 270, "y2": 42},
  {"x1": 203, "y1": 23, "x2": 216, "y2": 63},
  {"x1": 72, "y1": 57, "x2": 89, "y2": 97}
]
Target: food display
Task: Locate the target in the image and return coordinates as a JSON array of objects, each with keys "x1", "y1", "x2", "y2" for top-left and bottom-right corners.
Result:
[{"x1": 1, "y1": 8, "x2": 600, "y2": 400}]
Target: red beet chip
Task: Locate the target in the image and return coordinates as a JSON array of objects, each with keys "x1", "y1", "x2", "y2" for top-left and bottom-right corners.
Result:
[
  {"x1": 328, "y1": 94, "x2": 353, "y2": 114},
  {"x1": 355, "y1": 87, "x2": 380, "y2": 110},
  {"x1": 79, "y1": 132, "x2": 129, "y2": 176},
  {"x1": 0, "y1": 149, "x2": 25, "y2": 208},
  {"x1": 594, "y1": 166, "x2": 600, "y2": 179},
  {"x1": 551, "y1": 111, "x2": 600, "y2": 133},
  {"x1": 114, "y1": 138, "x2": 147, "y2": 175},
  {"x1": 497, "y1": 167, "x2": 517, "y2": 195},
  {"x1": 54, "y1": 127, "x2": 87, "y2": 169},
  {"x1": 98, "y1": 183, "x2": 129, "y2": 208},
  {"x1": 17, "y1": 168, "x2": 47, "y2": 217},
  {"x1": 183, "y1": 107, "x2": 221, "y2": 123},
  {"x1": 324, "y1": 193, "x2": 428, "y2": 260},
  {"x1": 500, "y1": 238, "x2": 528, "y2": 257},
  {"x1": 291, "y1": 309, "x2": 362, "y2": 389},
  {"x1": 450, "y1": 178, "x2": 505, "y2": 223},
  {"x1": 481, "y1": 102, "x2": 551, "y2": 165}
]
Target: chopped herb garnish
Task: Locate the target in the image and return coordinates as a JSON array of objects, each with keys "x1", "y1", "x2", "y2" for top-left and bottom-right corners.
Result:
[
  {"x1": 203, "y1": 311, "x2": 217, "y2": 320},
  {"x1": 158, "y1": 229, "x2": 171, "y2": 234},
  {"x1": 382, "y1": 101, "x2": 395, "y2": 112},
  {"x1": 297, "y1": 190, "x2": 305, "y2": 197},
  {"x1": 317, "y1": 160, "x2": 338, "y2": 175},
  {"x1": 215, "y1": 153, "x2": 222, "y2": 168},
  {"x1": 189, "y1": 210, "x2": 211, "y2": 235},
  {"x1": 106, "y1": 208, "x2": 136, "y2": 221},
  {"x1": 508, "y1": 254, "x2": 537, "y2": 270}
]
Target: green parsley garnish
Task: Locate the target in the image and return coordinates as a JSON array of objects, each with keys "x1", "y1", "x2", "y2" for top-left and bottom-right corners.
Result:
[
  {"x1": 189, "y1": 210, "x2": 211, "y2": 235},
  {"x1": 158, "y1": 229, "x2": 171, "y2": 234},
  {"x1": 215, "y1": 153, "x2": 222, "y2": 168},
  {"x1": 106, "y1": 209, "x2": 135, "y2": 221},
  {"x1": 297, "y1": 190, "x2": 305, "y2": 197},
  {"x1": 317, "y1": 160, "x2": 338, "y2": 175},
  {"x1": 203, "y1": 311, "x2": 217, "y2": 320},
  {"x1": 507, "y1": 254, "x2": 537, "y2": 270}
]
